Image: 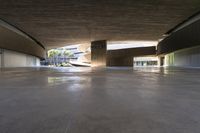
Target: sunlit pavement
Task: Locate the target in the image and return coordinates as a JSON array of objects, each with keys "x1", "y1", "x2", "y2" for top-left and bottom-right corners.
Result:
[{"x1": 0, "y1": 67, "x2": 200, "y2": 133}]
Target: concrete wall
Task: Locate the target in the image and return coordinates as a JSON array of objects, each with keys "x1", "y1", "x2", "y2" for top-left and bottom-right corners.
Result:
[
  {"x1": 78, "y1": 53, "x2": 91, "y2": 63},
  {"x1": 107, "y1": 46, "x2": 156, "y2": 66},
  {"x1": 157, "y1": 13, "x2": 200, "y2": 68},
  {"x1": 91, "y1": 40, "x2": 107, "y2": 67},
  {"x1": 164, "y1": 46, "x2": 200, "y2": 67},
  {"x1": 157, "y1": 15, "x2": 200, "y2": 55},
  {"x1": 0, "y1": 49, "x2": 40, "y2": 67},
  {"x1": 107, "y1": 56, "x2": 133, "y2": 67},
  {"x1": 0, "y1": 53, "x2": 1, "y2": 67},
  {"x1": 0, "y1": 19, "x2": 45, "y2": 59},
  {"x1": 77, "y1": 44, "x2": 91, "y2": 64}
]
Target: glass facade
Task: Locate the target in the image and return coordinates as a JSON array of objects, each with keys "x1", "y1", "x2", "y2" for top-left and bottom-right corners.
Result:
[{"x1": 134, "y1": 56, "x2": 159, "y2": 67}]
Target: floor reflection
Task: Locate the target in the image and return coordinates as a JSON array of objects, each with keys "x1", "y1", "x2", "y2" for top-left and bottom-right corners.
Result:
[{"x1": 1, "y1": 67, "x2": 200, "y2": 133}]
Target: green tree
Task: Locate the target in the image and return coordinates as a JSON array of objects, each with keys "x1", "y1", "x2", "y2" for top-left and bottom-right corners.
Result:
[
  {"x1": 48, "y1": 49, "x2": 60, "y2": 58},
  {"x1": 63, "y1": 50, "x2": 74, "y2": 58}
]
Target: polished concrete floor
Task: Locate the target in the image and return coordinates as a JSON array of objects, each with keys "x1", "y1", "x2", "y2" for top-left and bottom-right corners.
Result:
[{"x1": 0, "y1": 67, "x2": 200, "y2": 133}]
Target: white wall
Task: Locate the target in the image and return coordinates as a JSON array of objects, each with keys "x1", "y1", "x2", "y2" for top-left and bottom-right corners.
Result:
[
  {"x1": 1, "y1": 49, "x2": 40, "y2": 67},
  {"x1": 165, "y1": 46, "x2": 200, "y2": 67},
  {"x1": 164, "y1": 53, "x2": 174, "y2": 66}
]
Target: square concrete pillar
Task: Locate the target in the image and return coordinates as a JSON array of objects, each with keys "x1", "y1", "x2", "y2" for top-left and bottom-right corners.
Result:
[{"x1": 91, "y1": 40, "x2": 107, "y2": 67}]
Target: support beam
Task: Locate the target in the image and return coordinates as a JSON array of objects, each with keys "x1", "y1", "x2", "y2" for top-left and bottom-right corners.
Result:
[
  {"x1": 91, "y1": 40, "x2": 107, "y2": 67},
  {"x1": 107, "y1": 56, "x2": 133, "y2": 67},
  {"x1": 157, "y1": 19, "x2": 200, "y2": 55},
  {"x1": 107, "y1": 46, "x2": 156, "y2": 67},
  {"x1": 0, "y1": 20, "x2": 45, "y2": 59}
]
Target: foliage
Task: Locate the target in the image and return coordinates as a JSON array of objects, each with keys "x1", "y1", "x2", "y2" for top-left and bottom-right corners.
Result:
[
  {"x1": 48, "y1": 49, "x2": 61, "y2": 58},
  {"x1": 47, "y1": 48, "x2": 75, "y2": 67},
  {"x1": 58, "y1": 62, "x2": 73, "y2": 67},
  {"x1": 63, "y1": 50, "x2": 74, "y2": 58},
  {"x1": 48, "y1": 49, "x2": 74, "y2": 58}
]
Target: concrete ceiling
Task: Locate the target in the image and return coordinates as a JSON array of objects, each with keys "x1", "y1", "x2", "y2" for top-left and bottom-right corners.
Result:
[{"x1": 0, "y1": 0, "x2": 200, "y2": 49}]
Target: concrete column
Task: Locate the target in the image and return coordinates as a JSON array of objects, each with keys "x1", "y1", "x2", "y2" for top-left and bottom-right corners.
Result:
[{"x1": 91, "y1": 40, "x2": 107, "y2": 67}]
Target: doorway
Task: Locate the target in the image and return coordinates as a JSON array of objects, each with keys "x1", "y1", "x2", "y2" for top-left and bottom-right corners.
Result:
[
  {"x1": 0, "y1": 49, "x2": 3, "y2": 68},
  {"x1": 160, "y1": 57, "x2": 165, "y2": 66}
]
